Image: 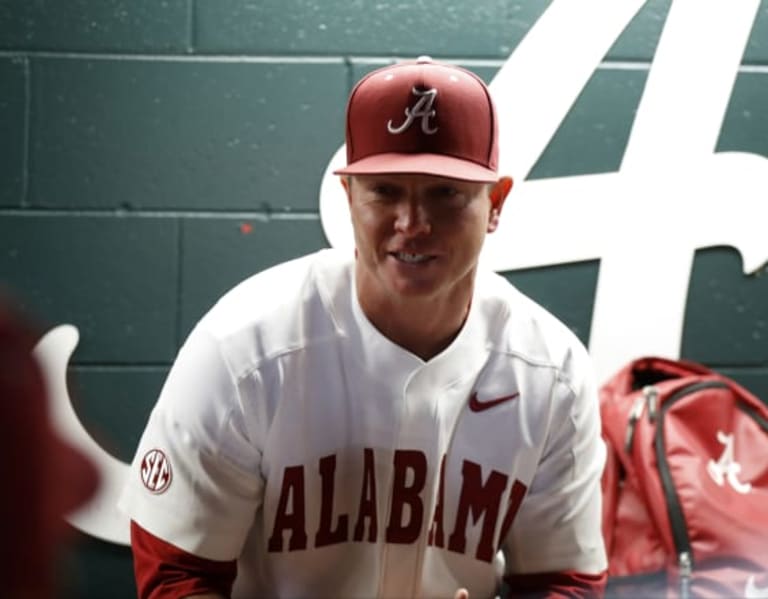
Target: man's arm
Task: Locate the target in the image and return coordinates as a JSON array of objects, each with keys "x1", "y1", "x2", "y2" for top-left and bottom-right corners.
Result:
[
  {"x1": 504, "y1": 570, "x2": 607, "y2": 598},
  {"x1": 131, "y1": 520, "x2": 237, "y2": 599},
  {"x1": 501, "y1": 345, "x2": 608, "y2": 597},
  {"x1": 120, "y1": 325, "x2": 264, "y2": 597}
]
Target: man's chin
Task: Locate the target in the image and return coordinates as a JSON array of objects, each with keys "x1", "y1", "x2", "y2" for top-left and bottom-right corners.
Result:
[{"x1": 385, "y1": 276, "x2": 440, "y2": 299}]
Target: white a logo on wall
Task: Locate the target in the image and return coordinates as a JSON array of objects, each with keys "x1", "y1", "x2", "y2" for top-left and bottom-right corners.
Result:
[
  {"x1": 387, "y1": 87, "x2": 439, "y2": 135},
  {"x1": 38, "y1": 0, "x2": 768, "y2": 547},
  {"x1": 320, "y1": 0, "x2": 768, "y2": 383}
]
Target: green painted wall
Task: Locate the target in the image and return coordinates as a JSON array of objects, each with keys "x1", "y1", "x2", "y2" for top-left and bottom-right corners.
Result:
[{"x1": 1, "y1": 1, "x2": 767, "y2": 596}]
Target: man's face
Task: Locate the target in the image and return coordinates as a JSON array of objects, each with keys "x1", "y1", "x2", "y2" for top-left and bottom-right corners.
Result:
[{"x1": 344, "y1": 173, "x2": 511, "y2": 303}]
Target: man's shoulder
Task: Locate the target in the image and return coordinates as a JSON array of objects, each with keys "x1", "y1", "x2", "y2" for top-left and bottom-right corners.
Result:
[
  {"x1": 203, "y1": 249, "x2": 348, "y2": 328},
  {"x1": 477, "y1": 269, "x2": 590, "y2": 376},
  {"x1": 186, "y1": 249, "x2": 352, "y2": 361}
]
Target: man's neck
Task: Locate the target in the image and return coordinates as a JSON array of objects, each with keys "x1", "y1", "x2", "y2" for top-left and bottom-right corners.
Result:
[{"x1": 355, "y1": 276, "x2": 474, "y2": 362}]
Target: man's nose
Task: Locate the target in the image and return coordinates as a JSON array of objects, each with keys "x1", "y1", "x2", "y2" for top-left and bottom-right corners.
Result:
[{"x1": 393, "y1": 199, "x2": 431, "y2": 236}]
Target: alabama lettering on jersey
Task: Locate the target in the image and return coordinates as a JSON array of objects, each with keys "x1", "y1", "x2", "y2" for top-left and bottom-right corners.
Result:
[{"x1": 119, "y1": 249, "x2": 607, "y2": 599}]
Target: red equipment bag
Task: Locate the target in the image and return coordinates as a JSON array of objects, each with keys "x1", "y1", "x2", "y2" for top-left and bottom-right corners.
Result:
[{"x1": 600, "y1": 356, "x2": 768, "y2": 598}]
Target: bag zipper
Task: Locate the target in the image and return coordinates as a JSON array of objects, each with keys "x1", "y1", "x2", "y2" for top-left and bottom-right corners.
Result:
[
  {"x1": 678, "y1": 551, "x2": 692, "y2": 599},
  {"x1": 645, "y1": 385, "x2": 658, "y2": 422},
  {"x1": 654, "y1": 380, "x2": 730, "y2": 596},
  {"x1": 624, "y1": 385, "x2": 658, "y2": 453}
]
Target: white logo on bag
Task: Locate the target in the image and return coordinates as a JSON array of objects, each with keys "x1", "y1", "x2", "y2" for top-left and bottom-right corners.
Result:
[
  {"x1": 387, "y1": 87, "x2": 439, "y2": 135},
  {"x1": 746, "y1": 575, "x2": 768, "y2": 599},
  {"x1": 706, "y1": 431, "x2": 752, "y2": 494}
]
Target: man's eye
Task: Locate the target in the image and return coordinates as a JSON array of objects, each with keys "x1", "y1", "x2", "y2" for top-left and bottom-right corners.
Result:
[
  {"x1": 428, "y1": 186, "x2": 460, "y2": 200},
  {"x1": 373, "y1": 185, "x2": 400, "y2": 198}
]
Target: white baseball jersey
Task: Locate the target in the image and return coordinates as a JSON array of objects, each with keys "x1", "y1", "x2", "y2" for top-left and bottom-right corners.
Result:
[{"x1": 119, "y1": 248, "x2": 607, "y2": 599}]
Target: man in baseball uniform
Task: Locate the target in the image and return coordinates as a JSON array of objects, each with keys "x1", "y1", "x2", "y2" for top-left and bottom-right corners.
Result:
[{"x1": 120, "y1": 57, "x2": 608, "y2": 598}]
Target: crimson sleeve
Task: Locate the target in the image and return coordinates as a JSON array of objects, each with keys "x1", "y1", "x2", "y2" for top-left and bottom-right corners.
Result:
[
  {"x1": 504, "y1": 570, "x2": 608, "y2": 598},
  {"x1": 130, "y1": 520, "x2": 237, "y2": 599}
]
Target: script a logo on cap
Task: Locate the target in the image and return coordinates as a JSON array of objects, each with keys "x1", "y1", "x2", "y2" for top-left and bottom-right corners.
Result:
[{"x1": 387, "y1": 87, "x2": 439, "y2": 135}]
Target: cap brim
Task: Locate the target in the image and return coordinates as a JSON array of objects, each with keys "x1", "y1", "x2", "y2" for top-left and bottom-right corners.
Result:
[{"x1": 334, "y1": 153, "x2": 499, "y2": 183}]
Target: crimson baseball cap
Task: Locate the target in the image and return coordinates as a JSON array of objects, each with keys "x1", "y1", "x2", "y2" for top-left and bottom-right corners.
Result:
[{"x1": 334, "y1": 56, "x2": 499, "y2": 183}]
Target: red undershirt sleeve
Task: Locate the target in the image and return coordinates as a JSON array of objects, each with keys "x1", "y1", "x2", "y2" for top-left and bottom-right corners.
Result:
[
  {"x1": 504, "y1": 569, "x2": 608, "y2": 598},
  {"x1": 130, "y1": 520, "x2": 238, "y2": 599}
]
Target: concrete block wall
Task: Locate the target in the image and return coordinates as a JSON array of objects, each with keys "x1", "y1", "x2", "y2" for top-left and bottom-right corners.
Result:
[{"x1": 1, "y1": 1, "x2": 768, "y2": 596}]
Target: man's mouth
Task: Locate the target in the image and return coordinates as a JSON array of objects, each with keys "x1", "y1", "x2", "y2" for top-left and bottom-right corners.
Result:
[{"x1": 391, "y1": 251, "x2": 433, "y2": 264}]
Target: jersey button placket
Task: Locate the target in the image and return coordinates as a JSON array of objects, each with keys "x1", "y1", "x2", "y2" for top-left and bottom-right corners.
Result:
[{"x1": 376, "y1": 367, "x2": 435, "y2": 598}]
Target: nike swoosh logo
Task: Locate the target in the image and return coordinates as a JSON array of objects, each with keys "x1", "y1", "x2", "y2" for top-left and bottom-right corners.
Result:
[
  {"x1": 746, "y1": 575, "x2": 768, "y2": 599},
  {"x1": 468, "y1": 391, "x2": 520, "y2": 412}
]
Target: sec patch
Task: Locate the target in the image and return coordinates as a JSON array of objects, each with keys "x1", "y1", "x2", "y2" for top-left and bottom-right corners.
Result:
[{"x1": 140, "y1": 449, "x2": 172, "y2": 494}]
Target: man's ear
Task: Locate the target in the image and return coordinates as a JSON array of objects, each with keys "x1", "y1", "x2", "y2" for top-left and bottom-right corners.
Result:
[
  {"x1": 488, "y1": 176, "x2": 513, "y2": 233},
  {"x1": 340, "y1": 176, "x2": 352, "y2": 205}
]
